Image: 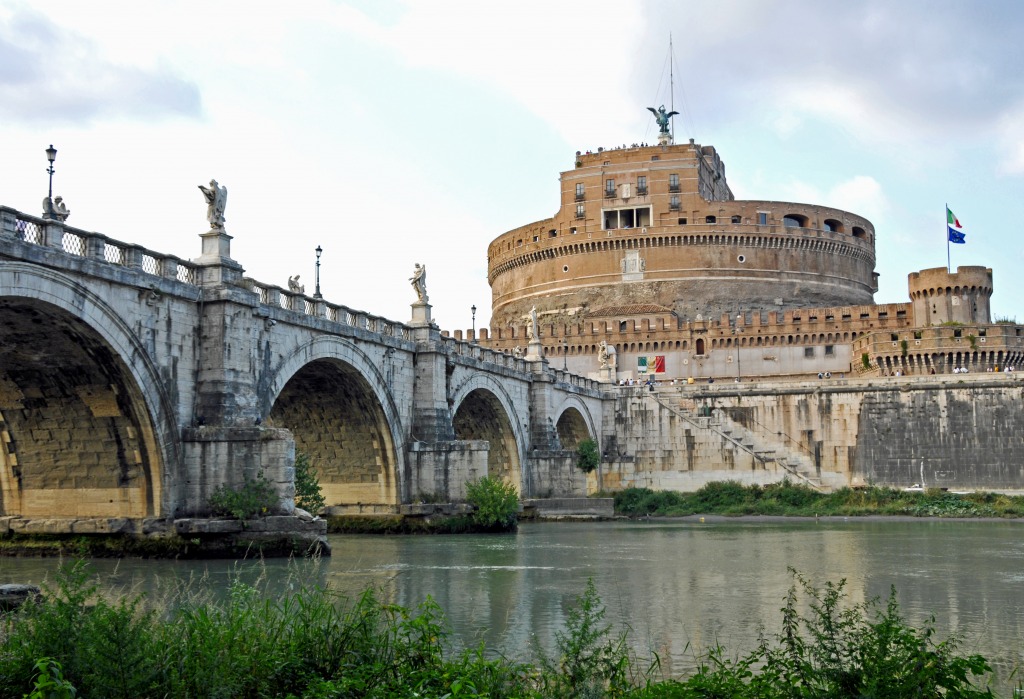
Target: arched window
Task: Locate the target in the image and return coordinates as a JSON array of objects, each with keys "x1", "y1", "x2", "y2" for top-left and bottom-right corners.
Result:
[
  {"x1": 696, "y1": 338, "x2": 706, "y2": 355},
  {"x1": 823, "y1": 218, "x2": 843, "y2": 233},
  {"x1": 852, "y1": 226, "x2": 867, "y2": 239},
  {"x1": 783, "y1": 214, "x2": 808, "y2": 228},
  {"x1": 705, "y1": 215, "x2": 717, "y2": 224}
]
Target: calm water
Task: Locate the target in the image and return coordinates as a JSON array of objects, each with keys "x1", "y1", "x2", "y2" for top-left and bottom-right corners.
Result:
[{"x1": 2, "y1": 519, "x2": 1022, "y2": 693}]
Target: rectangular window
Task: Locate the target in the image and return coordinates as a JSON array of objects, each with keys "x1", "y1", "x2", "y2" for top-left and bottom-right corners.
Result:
[
  {"x1": 575, "y1": 204, "x2": 585, "y2": 219},
  {"x1": 669, "y1": 194, "x2": 680, "y2": 210},
  {"x1": 804, "y1": 347, "x2": 815, "y2": 358},
  {"x1": 758, "y1": 212, "x2": 768, "y2": 225},
  {"x1": 824, "y1": 345, "x2": 835, "y2": 356},
  {"x1": 575, "y1": 183, "x2": 585, "y2": 201},
  {"x1": 637, "y1": 176, "x2": 647, "y2": 195},
  {"x1": 678, "y1": 218, "x2": 687, "y2": 225},
  {"x1": 605, "y1": 179, "x2": 615, "y2": 197},
  {"x1": 669, "y1": 173, "x2": 680, "y2": 192}
]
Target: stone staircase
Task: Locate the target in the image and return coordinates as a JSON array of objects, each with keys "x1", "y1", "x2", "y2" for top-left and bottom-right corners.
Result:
[{"x1": 649, "y1": 394, "x2": 825, "y2": 490}]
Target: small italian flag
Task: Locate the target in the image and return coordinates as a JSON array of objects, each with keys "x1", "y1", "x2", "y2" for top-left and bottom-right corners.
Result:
[{"x1": 947, "y1": 207, "x2": 962, "y2": 228}]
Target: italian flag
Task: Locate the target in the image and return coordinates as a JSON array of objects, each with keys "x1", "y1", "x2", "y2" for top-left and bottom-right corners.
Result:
[{"x1": 947, "y1": 207, "x2": 962, "y2": 229}]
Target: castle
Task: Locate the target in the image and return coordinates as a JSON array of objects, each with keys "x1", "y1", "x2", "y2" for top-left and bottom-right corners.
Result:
[{"x1": 456, "y1": 124, "x2": 1021, "y2": 381}]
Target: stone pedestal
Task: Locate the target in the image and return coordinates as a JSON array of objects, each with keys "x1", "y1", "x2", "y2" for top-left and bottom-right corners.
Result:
[
  {"x1": 409, "y1": 300, "x2": 432, "y2": 327},
  {"x1": 525, "y1": 338, "x2": 544, "y2": 362},
  {"x1": 599, "y1": 365, "x2": 617, "y2": 383}
]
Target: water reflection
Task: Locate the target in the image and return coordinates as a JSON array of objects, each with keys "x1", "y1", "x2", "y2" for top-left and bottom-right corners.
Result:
[{"x1": 1, "y1": 519, "x2": 1021, "y2": 693}]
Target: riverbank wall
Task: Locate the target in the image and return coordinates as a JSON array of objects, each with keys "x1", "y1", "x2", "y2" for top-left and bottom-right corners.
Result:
[{"x1": 598, "y1": 374, "x2": 1024, "y2": 493}]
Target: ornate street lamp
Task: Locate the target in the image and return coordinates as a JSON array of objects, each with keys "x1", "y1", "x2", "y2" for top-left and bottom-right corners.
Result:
[
  {"x1": 314, "y1": 245, "x2": 323, "y2": 299},
  {"x1": 45, "y1": 144, "x2": 57, "y2": 200},
  {"x1": 471, "y1": 305, "x2": 477, "y2": 338}
]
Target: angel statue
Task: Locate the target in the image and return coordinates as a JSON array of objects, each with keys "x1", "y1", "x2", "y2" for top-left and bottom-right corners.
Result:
[
  {"x1": 198, "y1": 179, "x2": 228, "y2": 229},
  {"x1": 288, "y1": 275, "x2": 304, "y2": 293},
  {"x1": 598, "y1": 340, "x2": 617, "y2": 369},
  {"x1": 410, "y1": 263, "x2": 428, "y2": 302},
  {"x1": 647, "y1": 105, "x2": 679, "y2": 135}
]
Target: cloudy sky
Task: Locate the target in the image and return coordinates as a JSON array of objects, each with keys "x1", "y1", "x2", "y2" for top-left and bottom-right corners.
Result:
[{"x1": 3, "y1": 0, "x2": 1023, "y2": 330}]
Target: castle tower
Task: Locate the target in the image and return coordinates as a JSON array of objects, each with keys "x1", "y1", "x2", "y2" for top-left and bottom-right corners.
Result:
[
  {"x1": 908, "y1": 266, "x2": 993, "y2": 326},
  {"x1": 487, "y1": 139, "x2": 878, "y2": 328}
]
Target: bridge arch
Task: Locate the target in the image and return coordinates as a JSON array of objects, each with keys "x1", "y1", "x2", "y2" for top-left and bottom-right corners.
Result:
[
  {"x1": 0, "y1": 264, "x2": 175, "y2": 518},
  {"x1": 263, "y1": 336, "x2": 405, "y2": 508},
  {"x1": 552, "y1": 396, "x2": 598, "y2": 449},
  {"x1": 449, "y1": 373, "x2": 527, "y2": 492}
]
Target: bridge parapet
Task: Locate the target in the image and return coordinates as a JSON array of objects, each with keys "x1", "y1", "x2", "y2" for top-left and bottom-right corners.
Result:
[{"x1": 1, "y1": 206, "x2": 199, "y2": 285}]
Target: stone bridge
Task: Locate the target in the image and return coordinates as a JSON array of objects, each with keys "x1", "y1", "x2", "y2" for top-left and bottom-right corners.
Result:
[{"x1": 0, "y1": 205, "x2": 608, "y2": 532}]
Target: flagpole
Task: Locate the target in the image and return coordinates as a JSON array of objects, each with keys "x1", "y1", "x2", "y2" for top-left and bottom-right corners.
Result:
[{"x1": 946, "y1": 203, "x2": 951, "y2": 273}]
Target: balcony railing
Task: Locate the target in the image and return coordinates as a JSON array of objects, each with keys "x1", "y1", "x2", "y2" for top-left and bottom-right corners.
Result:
[{"x1": 669, "y1": 184, "x2": 680, "y2": 193}]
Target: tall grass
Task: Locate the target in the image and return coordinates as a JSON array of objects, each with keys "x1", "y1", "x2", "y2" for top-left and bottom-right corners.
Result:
[
  {"x1": 0, "y1": 561, "x2": 1005, "y2": 697},
  {"x1": 613, "y1": 481, "x2": 1024, "y2": 518}
]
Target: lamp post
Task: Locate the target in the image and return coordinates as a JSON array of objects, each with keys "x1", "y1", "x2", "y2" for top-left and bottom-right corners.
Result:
[
  {"x1": 314, "y1": 245, "x2": 323, "y2": 299},
  {"x1": 45, "y1": 144, "x2": 57, "y2": 200},
  {"x1": 471, "y1": 304, "x2": 476, "y2": 339}
]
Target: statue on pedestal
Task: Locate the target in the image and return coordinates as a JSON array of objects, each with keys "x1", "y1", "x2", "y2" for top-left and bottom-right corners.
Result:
[
  {"x1": 410, "y1": 263, "x2": 428, "y2": 302},
  {"x1": 198, "y1": 179, "x2": 228, "y2": 229},
  {"x1": 288, "y1": 275, "x2": 304, "y2": 294},
  {"x1": 599, "y1": 340, "x2": 617, "y2": 370}
]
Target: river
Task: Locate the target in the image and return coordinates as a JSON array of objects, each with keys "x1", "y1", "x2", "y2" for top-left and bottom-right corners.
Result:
[{"x1": 2, "y1": 518, "x2": 1022, "y2": 694}]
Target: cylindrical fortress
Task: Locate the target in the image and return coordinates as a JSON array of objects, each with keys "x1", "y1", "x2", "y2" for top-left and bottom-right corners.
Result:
[
  {"x1": 488, "y1": 141, "x2": 878, "y2": 326},
  {"x1": 909, "y1": 266, "x2": 993, "y2": 325}
]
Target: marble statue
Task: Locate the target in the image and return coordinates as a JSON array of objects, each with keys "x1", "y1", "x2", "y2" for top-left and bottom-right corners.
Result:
[
  {"x1": 512, "y1": 346, "x2": 523, "y2": 359},
  {"x1": 647, "y1": 105, "x2": 679, "y2": 135},
  {"x1": 598, "y1": 340, "x2": 617, "y2": 369},
  {"x1": 41, "y1": 197, "x2": 56, "y2": 220},
  {"x1": 53, "y1": 196, "x2": 70, "y2": 222},
  {"x1": 288, "y1": 275, "x2": 304, "y2": 294},
  {"x1": 530, "y1": 305, "x2": 538, "y2": 340},
  {"x1": 198, "y1": 179, "x2": 228, "y2": 229},
  {"x1": 410, "y1": 263, "x2": 428, "y2": 302}
]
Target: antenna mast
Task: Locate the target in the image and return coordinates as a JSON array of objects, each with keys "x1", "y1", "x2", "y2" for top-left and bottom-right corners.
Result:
[{"x1": 669, "y1": 33, "x2": 675, "y2": 141}]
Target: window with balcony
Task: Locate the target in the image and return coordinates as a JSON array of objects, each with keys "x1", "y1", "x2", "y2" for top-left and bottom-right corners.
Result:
[
  {"x1": 637, "y1": 176, "x2": 647, "y2": 195},
  {"x1": 605, "y1": 179, "x2": 615, "y2": 197},
  {"x1": 575, "y1": 183, "x2": 585, "y2": 201},
  {"x1": 669, "y1": 194, "x2": 680, "y2": 211},
  {"x1": 575, "y1": 204, "x2": 585, "y2": 219},
  {"x1": 668, "y1": 173, "x2": 680, "y2": 192}
]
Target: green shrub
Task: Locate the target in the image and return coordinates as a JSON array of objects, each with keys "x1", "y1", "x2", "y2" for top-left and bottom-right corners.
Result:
[
  {"x1": 208, "y1": 471, "x2": 277, "y2": 519},
  {"x1": 576, "y1": 438, "x2": 600, "y2": 473},
  {"x1": 294, "y1": 452, "x2": 326, "y2": 514},
  {"x1": 861, "y1": 352, "x2": 871, "y2": 370},
  {"x1": 466, "y1": 476, "x2": 519, "y2": 531}
]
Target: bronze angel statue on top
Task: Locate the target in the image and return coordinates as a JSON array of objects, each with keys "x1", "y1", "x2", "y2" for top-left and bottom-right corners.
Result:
[{"x1": 647, "y1": 105, "x2": 678, "y2": 134}]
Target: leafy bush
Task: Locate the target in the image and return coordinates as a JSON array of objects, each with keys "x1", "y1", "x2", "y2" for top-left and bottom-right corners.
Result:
[
  {"x1": 207, "y1": 471, "x2": 277, "y2": 519},
  {"x1": 536, "y1": 579, "x2": 636, "y2": 698},
  {"x1": 466, "y1": 476, "x2": 519, "y2": 531},
  {"x1": 576, "y1": 438, "x2": 600, "y2": 473},
  {"x1": 293, "y1": 452, "x2": 325, "y2": 514}
]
